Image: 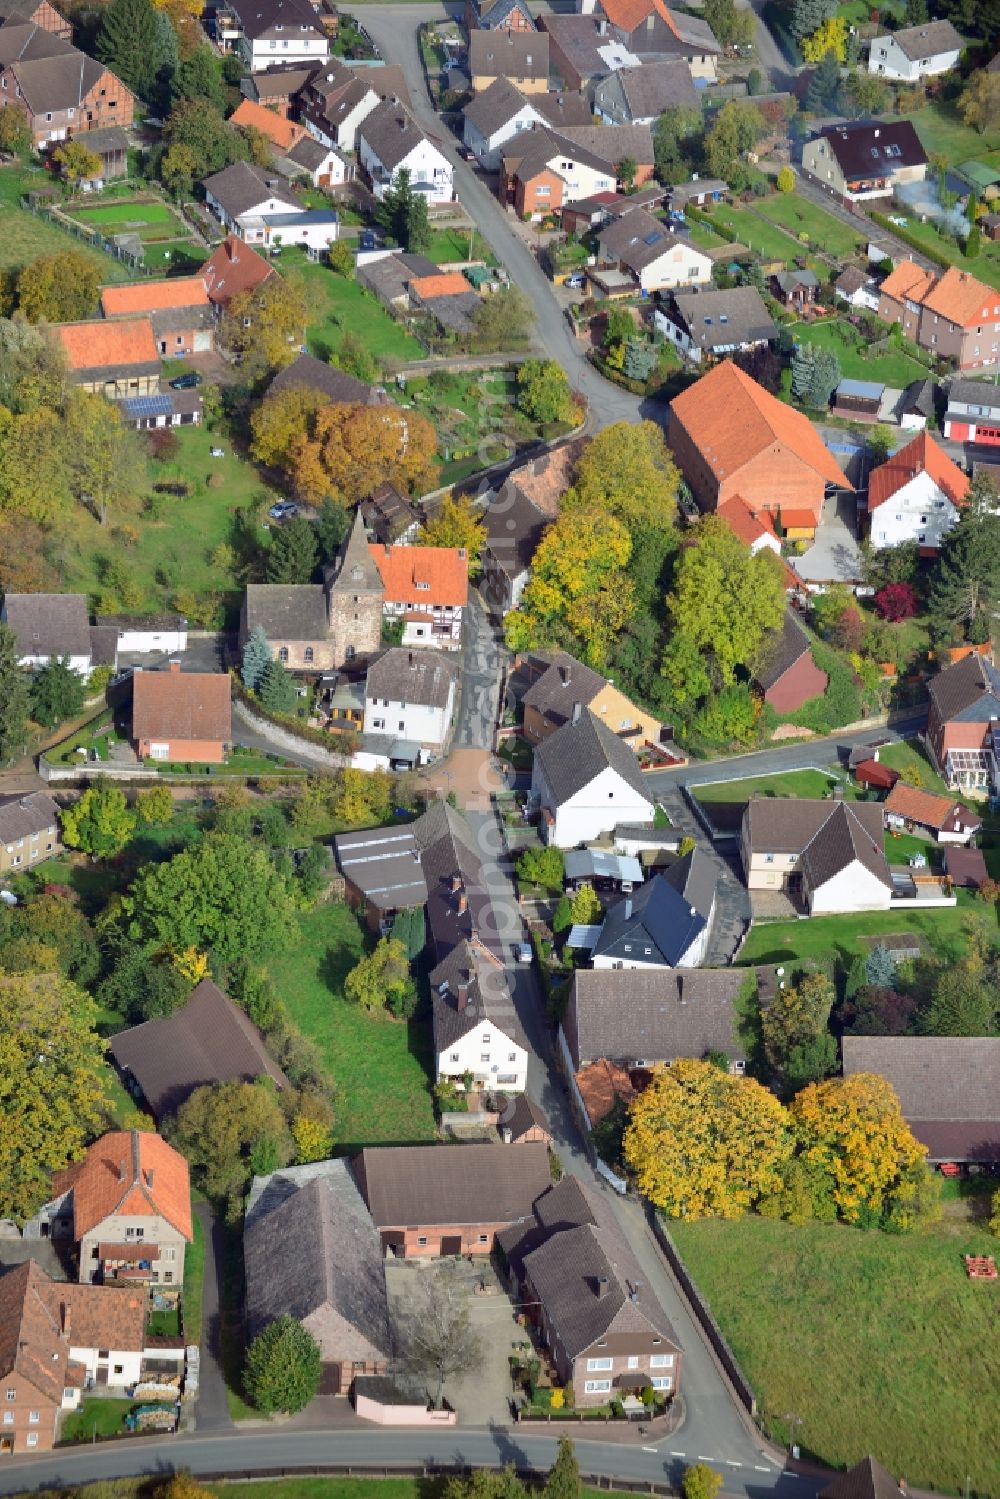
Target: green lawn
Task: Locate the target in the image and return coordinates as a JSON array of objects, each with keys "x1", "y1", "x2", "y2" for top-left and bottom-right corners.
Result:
[
  {"x1": 0, "y1": 164, "x2": 133, "y2": 281},
  {"x1": 685, "y1": 218, "x2": 730, "y2": 250},
  {"x1": 705, "y1": 202, "x2": 797, "y2": 262},
  {"x1": 914, "y1": 102, "x2": 1000, "y2": 169},
  {"x1": 754, "y1": 192, "x2": 864, "y2": 260},
  {"x1": 264, "y1": 903, "x2": 437, "y2": 1150},
  {"x1": 282, "y1": 249, "x2": 425, "y2": 364},
  {"x1": 146, "y1": 1306, "x2": 181, "y2": 1338},
  {"x1": 58, "y1": 1398, "x2": 137, "y2": 1444},
  {"x1": 691, "y1": 770, "x2": 848, "y2": 803},
  {"x1": 877, "y1": 210, "x2": 1000, "y2": 292},
  {"x1": 876, "y1": 738, "x2": 950, "y2": 796},
  {"x1": 182, "y1": 1208, "x2": 206, "y2": 1345},
  {"x1": 669, "y1": 1216, "x2": 1000, "y2": 1495},
  {"x1": 791, "y1": 317, "x2": 929, "y2": 388},
  {"x1": 740, "y1": 891, "x2": 989, "y2": 967},
  {"x1": 71, "y1": 197, "x2": 184, "y2": 241},
  {"x1": 425, "y1": 225, "x2": 497, "y2": 266}
]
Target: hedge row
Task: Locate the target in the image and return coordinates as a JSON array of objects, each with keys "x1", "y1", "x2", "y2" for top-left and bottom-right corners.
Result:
[{"x1": 868, "y1": 210, "x2": 953, "y2": 271}]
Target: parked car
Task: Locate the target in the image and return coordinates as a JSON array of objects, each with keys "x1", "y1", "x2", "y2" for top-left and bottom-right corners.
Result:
[
  {"x1": 565, "y1": 272, "x2": 586, "y2": 290},
  {"x1": 268, "y1": 501, "x2": 298, "y2": 520},
  {"x1": 169, "y1": 372, "x2": 201, "y2": 390},
  {"x1": 516, "y1": 941, "x2": 532, "y2": 964},
  {"x1": 359, "y1": 229, "x2": 380, "y2": 252}
]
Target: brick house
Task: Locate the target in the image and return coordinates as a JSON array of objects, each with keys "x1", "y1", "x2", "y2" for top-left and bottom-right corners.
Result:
[
  {"x1": 0, "y1": 791, "x2": 61, "y2": 874},
  {"x1": 0, "y1": 0, "x2": 71, "y2": 39},
  {"x1": 99, "y1": 277, "x2": 216, "y2": 358},
  {"x1": 353, "y1": 1142, "x2": 552, "y2": 1258},
  {"x1": 499, "y1": 1176, "x2": 682, "y2": 1407},
  {"x1": 879, "y1": 260, "x2": 1000, "y2": 371},
  {"x1": 754, "y1": 609, "x2": 827, "y2": 715},
  {"x1": 500, "y1": 123, "x2": 653, "y2": 218},
  {"x1": 26, "y1": 1131, "x2": 192, "y2": 1290},
  {"x1": 668, "y1": 360, "x2": 850, "y2": 532},
  {"x1": 240, "y1": 509, "x2": 385, "y2": 671},
  {"x1": 0, "y1": 33, "x2": 133, "y2": 146},
  {"x1": 925, "y1": 651, "x2": 1000, "y2": 790},
  {"x1": 130, "y1": 662, "x2": 231, "y2": 764}
]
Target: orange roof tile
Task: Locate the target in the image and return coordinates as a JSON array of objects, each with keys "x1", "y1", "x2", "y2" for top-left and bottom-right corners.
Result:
[
  {"x1": 779, "y1": 508, "x2": 818, "y2": 529},
  {"x1": 231, "y1": 98, "x2": 305, "y2": 151},
  {"x1": 921, "y1": 265, "x2": 1000, "y2": 329},
  {"x1": 574, "y1": 1058, "x2": 638, "y2": 1128},
  {"x1": 717, "y1": 493, "x2": 778, "y2": 548},
  {"x1": 53, "y1": 317, "x2": 158, "y2": 371},
  {"x1": 56, "y1": 1131, "x2": 193, "y2": 1243},
  {"x1": 884, "y1": 780, "x2": 981, "y2": 834},
  {"x1": 369, "y1": 542, "x2": 469, "y2": 607},
  {"x1": 879, "y1": 258, "x2": 936, "y2": 306},
  {"x1": 410, "y1": 271, "x2": 470, "y2": 300},
  {"x1": 100, "y1": 277, "x2": 210, "y2": 318},
  {"x1": 868, "y1": 429, "x2": 970, "y2": 512},
  {"x1": 132, "y1": 665, "x2": 231, "y2": 745},
  {"x1": 597, "y1": 0, "x2": 680, "y2": 35},
  {"x1": 670, "y1": 360, "x2": 849, "y2": 491}
]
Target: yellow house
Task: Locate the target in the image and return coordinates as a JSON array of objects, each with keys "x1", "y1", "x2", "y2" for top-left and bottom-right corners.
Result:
[{"x1": 518, "y1": 651, "x2": 661, "y2": 751}]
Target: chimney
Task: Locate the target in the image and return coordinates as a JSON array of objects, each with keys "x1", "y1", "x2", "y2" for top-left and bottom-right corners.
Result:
[
  {"x1": 572, "y1": 701, "x2": 582, "y2": 724},
  {"x1": 457, "y1": 981, "x2": 469, "y2": 1011},
  {"x1": 596, "y1": 1276, "x2": 609, "y2": 1298},
  {"x1": 624, "y1": 898, "x2": 632, "y2": 920},
  {"x1": 145, "y1": 1168, "x2": 154, "y2": 1189},
  {"x1": 118, "y1": 1161, "x2": 127, "y2": 1182},
  {"x1": 408, "y1": 651, "x2": 414, "y2": 666},
  {"x1": 385, "y1": 544, "x2": 392, "y2": 558},
  {"x1": 457, "y1": 891, "x2": 468, "y2": 915},
  {"x1": 168, "y1": 659, "x2": 181, "y2": 673},
  {"x1": 61, "y1": 1302, "x2": 70, "y2": 1337}
]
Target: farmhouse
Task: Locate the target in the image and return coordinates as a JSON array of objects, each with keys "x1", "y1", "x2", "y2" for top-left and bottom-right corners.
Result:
[{"x1": 842, "y1": 1036, "x2": 1000, "y2": 1162}]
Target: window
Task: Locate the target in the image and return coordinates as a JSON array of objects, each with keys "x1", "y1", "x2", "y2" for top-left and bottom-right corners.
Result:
[
  {"x1": 163, "y1": 1248, "x2": 175, "y2": 1262},
  {"x1": 652, "y1": 1377, "x2": 673, "y2": 1391},
  {"x1": 28, "y1": 1412, "x2": 38, "y2": 1424},
  {"x1": 113, "y1": 1366, "x2": 123, "y2": 1377},
  {"x1": 650, "y1": 1354, "x2": 674, "y2": 1368},
  {"x1": 26, "y1": 1433, "x2": 37, "y2": 1448},
  {"x1": 304, "y1": 647, "x2": 314, "y2": 664},
  {"x1": 478, "y1": 1234, "x2": 488, "y2": 1243},
  {"x1": 417, "y1": 1235, "x2": 428, "y2": 1246},
  {"x1": 627, "y1": 1355, "x2": 639, "y2": 1370},
  {"x1": 765, "y1": 853, "x2": 775, "y2": 863},
  {"x1": 279, "y1": 646, "x2": 289, "y2": 662},
  {"x1": 450, "y1": 1051, "x2": 459, "y2": 1062},
  {"x1": 480, "y1": 1053, "x2": 490, "y2": 1063},
  {"x1": 587, "y1": 1358, "x2": 613, "y2": 1371},
  {"x1": 2, "y1": 1415, "x2": 12, "y2": 1427},
  {"x1": 585, "y1": 1379, "x2": 611, "y2": 1394},
  {"x1": 164, "y1": 1272, "x2": 174, "y2": 1283},
  {"x1": 508, "y1": 1052, "x2": 516, "y2": 1062}
]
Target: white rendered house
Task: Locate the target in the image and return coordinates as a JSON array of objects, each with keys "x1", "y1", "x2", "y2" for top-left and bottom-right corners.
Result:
[
  {"x1": 867, "y1": 430, "x2": 969, "y2": 552},
  {"x1": 531, "y1": 708, "x2": 654, "y2": 849}
]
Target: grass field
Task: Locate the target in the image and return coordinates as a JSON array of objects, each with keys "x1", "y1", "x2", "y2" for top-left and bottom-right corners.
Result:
[
  {"x1": 740, "y1": 890, "x2": 988, "y2": 967},
  {"x1": 875, "y1": 738, "x2": 950, "y2": 795},
  {"x1": 791, "y1": 317, "x2": 929, "y2": 387},
  {"x1": 669, "y1": 1216, "x2": 1000, "y2": 1494},
  {"x1": 59, "y1": 1399, "x2": 139, "y2": 1444},
  {"x1": 182, "y1": 1209, "x2": 206, "y2": 1345},
  {"x1": 754, "y1": 192, "x2": 864, "y2": 260},
  {"x1": 877, "y1": 210, "x2": 1000, "y2": 292},
  {"x1": 705, "y1": 202, "x2": 798, "y2": 262},
  {"x1": 691, "y1": 769, "x2": 848, "y2": 803},
  {"x1": 282, "y1": 249, "x2": 425, "y2": 364},
  {"x1": 72, "y1": 198, "x2": 182, "y2": 239},
  {"x1": 425, "y1": 225, "x2": 497, "y2": 266},
  {"x1": 264, "y1": 903, "x2": 437, "y2": 1150},
  {"x1": 0, "y1": 164, "x2": 133, "y2": 281},
  {"x1": 914, "y1": 102, "x2": 1000, "y2": 169}
]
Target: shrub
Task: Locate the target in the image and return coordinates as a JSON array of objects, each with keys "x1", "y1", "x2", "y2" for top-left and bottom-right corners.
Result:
[{"x1": 875, "y1": 582, "x2": 919, "y2": 621}]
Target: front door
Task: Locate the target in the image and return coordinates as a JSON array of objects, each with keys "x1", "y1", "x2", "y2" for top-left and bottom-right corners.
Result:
[{"x1": 441, "y1": 1235, "x2": 462, "y2": 1256}]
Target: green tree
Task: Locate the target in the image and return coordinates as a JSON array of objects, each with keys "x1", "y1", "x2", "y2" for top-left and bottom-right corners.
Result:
[
  {"x1": 163, "y1": 97, "x2": 250, "y2": 181},
  {"x1": 552, "y1": 895, "x2": 572, "y2": 934},
  {"x1": 378, "y1": 167, "x2": 431, "y2": 253},
  {"x1": 929, "y1": 472, "x2": 1000, "y2": 641},
  {"x1": 776, "y1": 166, "x2": 795, "y2": 193},
  {"x1": 257, "y1": 657, "x2": 298, "y2": 715},
  {"x1": 805, "y1": 49, "x2": 842, "y2": 113},
  {"x1": 867, "y1": 943, "x2": 897, "y2": 989},
  {"x1": 390, "y1": 905, "x2": 426, "y2": 961},
  {"x1": 0, "y1": 109, "x2": 31, "y2": 157},
  {"x1": 570, "y1": 421, "x2": 679, "y2": 533},
  {"x1": 327, "y1": 239, "x2": 355, "y2": 277},
  {"x1": 0, "y1": 972, "x2": 112, "y2": 1221},
  {"x1": 622, "y1": 338, "x2": 655, "y2": 382},
  {"x1": 241, "y1": 624, "x2": 272, "y2": 694},
  {"x1": 244, "y1": 1316, "x2": 322, "y2": 1414},
  {"x1": 652, "y1": 105, "x2": 702, "y2": 186},
  {"x1": 959, "y1": 71, "x2": 1000, "y2": 136},
  {"x1": 546, "y1": 1438, "x2": 580, "y2": 1499},
  {"x1": 662, "y1": 515, "x2": 785, "y2": 692},
  {"x1": 123, "y1": 833, "x2": 294, "y2": 965},
  {"x1": 60, "y1": 784, "x2": 136, "y2": 859},
  {"x1": 845, "y1": 70, "x2": 889, "y2": 117},
  {"x1": 29, "y1": 657, "x2": 85, "y2": 729},
  {"x1": 170, "y1": 46, "x2": 227, "y2": 110},
  {"x1": 316, "y1": 496, "x2": 350, "y2": 562},
  {"x1": 569, "y1": 883, "x2": 602, "y2": 925},
  {"x1": 221, "y1": 273, "x2": 308, "y2": 382},
  {"x1": 682, "y1": 1466, "x2": 724, "y2": 1499},
  {"x1": 616, "y1": 156, "x2": 637, "y2": 192},
  {"x1": 52, "y1": 140, "x2": 103, "y2": 186},
  {"x1": 136, "y1": 784, "x2": 174, "y2": 825},
  {"x1": 96, "y1": 0, "x2": 171, "y2": 100},
  {"x1": 516, "y1": 359, "x2": 574, "y2": 426},
  {"x1": 344, "y1": 935, "x2": 411, "y2": 1014},
  {"x1": 966, "y1": 221, "x2": 982, "y2": 259},
  {"x1": 791, "y1": 343, "x2": 818, "y2": 404},
  {"x1": 516, "y1": 845, "x2": 564, "y2": 894},
  {"x1": 417, "y1": 495, "x2": 487, "y2": 579},
  {"x1": 266, "y1": 515, "x2": 318, "y2": 584},
  {"x1": 867, "y1": 423, "x2": 893, "y2": 466},
  {"x1": 170, "y1": 1078, "x2": 292, "y2": 1202},
  {"x1": 808, "y1": 348, "x2": 841, "y2": 409},
  {"x1": 471, "y1": 285, "x2": 533, "y2": 352},
  {"x1": 921, "y1": 962, "x2": 997, "y2": 1035},
  {"x1": 904, "y1": 0, "x2": 928, "y2": 21},
  {"x1": 160, "y1": 142, "x2": 199, "y2": 198},
  {"x1": 705, "y1": 102, "x2": 765, "y2": 185},
  {"x1": 9, "y1": 893, "x2": 99, "y2": 987},
  {"x1": 16, "y1": 252, "x2": 99, "y2": 324},
  {"x1": 0, "y1": 622, "x2": 30, "y2": 766},
  {"x1": 692, "y1": 683, "x2": 760, "y2": 746}
]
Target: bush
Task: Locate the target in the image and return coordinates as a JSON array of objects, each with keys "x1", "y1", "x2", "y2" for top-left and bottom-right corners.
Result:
[{"x1": 875, "y1": 582, "x2": 919, "y2": 621}]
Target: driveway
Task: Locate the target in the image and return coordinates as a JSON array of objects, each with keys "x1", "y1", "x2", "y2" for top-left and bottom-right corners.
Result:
[
  {"x1": 193, "y1": 1204, "x2": 233, "y2": 1432},
  {"x1": 792, "y1": 492, "x2": 861, "y2": 584}
]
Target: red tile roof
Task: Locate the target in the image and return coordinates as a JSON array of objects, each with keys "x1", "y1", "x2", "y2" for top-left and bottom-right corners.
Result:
[
  {"x1": 409, "y1": 271, "x2": 470, "y2": 300},
  {"x1": 201, "y1": 233, "x2": 275, "y2": 308},
  {"x1": 852, "y1": 757, "x2": 899, "y2": 790},
  {"x1": 670, "y1": 360, "x2": 849, "y2": 490},
  {"x1": 231, "y1": 98, "x2": 305, "y2": 151},
  {"x1": 868, "y1": 429, "x2": 970, "y2": 512},
  {"x1": 717, "y1": 494, "x2": 778, "y2": 548},
  {"x1": 884, "y1": 780, "x2": 982, "y2": 834},
  {"x1": 921, "y1": 266, "x2": 1000, "y2": 329},
  {"x1": 880, "y1": 259, "x2": 936, "y2": 305},
  {"x1": 780, "y1": 508, "x2": 819, "y2": 529},
  {"x1": 100, "y1": 277, "x2": 210, "y2": 318},
  {"x1": 131, "y1": 665, "x2": 231, "y2": 746},
  {"x1": 52, "y1": 1130, "x2": 192, "y2": 1242},
  {"x1": 597, "y1": 0, "x2": 679, "y2": 35},
  {"x1": 53, "y1": 317, "x2": 158, "y2": 370},
  {"x1": 369, "y1": 543, "x2": 469, "y2": 607}
]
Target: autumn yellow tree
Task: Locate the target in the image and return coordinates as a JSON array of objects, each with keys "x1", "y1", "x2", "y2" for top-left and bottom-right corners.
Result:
[
  {"x1": 567, "y1": 421, "x2": 679, "y2": 533},
  {"x1": 221, "y1": 273, "x2": 309, "y2": 381},
  {"x1": 789, "y1": 1072, "x2": 927, "y2": 1226},
  {"x1": 417, "y1": 495, "x2": 487, "y2": 578},
  {"x1": 250, "y1": 386, "x2": 325, "y2": 468},
  {"x1": 801, "y1": 14, "x2": 847, "y2": 62},
  {"x1": 623, "y1": 1058, "x2": 793, "y2": 1219},
  {"x1": 504, "y1": 508, "x2": 634, "y2": 667},
  {"x1": 290, "y1": 402, "x2": 439, "y2": 504}
]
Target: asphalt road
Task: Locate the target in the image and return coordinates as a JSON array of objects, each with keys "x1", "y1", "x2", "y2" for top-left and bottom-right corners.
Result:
[
  {"x1": 353, "y1": 2, "x2": 648, "y2": 429},
  {"x1": 0, "y1": 1426, "x2": 823, "y2": 1499}
]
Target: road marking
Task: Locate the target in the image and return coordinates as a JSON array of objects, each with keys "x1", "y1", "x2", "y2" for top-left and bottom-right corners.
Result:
[
  {"x1": 642, "y1": 1446, "x2": 658, "y2": 1453},
  {"x1": 755, "y1": 1466, "x2": 773, "y2": 1473},
  {"x1": 727, "y1": 1462, "x2": 743, "y2": 1468},
  {"x1": 670, "y1": 1452, "x2": 686, "y2": 1458},
  {"x1": 697, "y1": 1456, "x2": 714, "y2": 1462}
]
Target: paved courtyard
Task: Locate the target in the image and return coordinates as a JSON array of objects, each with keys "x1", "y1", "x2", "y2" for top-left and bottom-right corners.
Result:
[{"x1": 792, "y1": 492, "x2": 860, "y2": 584}]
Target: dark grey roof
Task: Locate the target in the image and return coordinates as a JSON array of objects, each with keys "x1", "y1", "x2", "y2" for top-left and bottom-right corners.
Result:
[
  {"x1": 354, "y1": 1142, "x2": 552, "y2": 1228},
  {"x1": 88, "y1": 625, "x2": 118, "y2": 668},
  {"x1": 203, "y1": 161, "x2": 299, "y2": 220},
  {"x1": 0, "y1": 19, "x2": 71, "y2": 64},
  {"x1": 283, "y1": 134, "x2": 337, "y2": 171},
  {"x1": 534, "y1": 91, "x2": 593, "y2": 128},
  {"x1": 774, "y1": 269, "x2": 819, "y2": 294},
  {"x1": 755, "y1": 609, "x2": 813, "y2": 692},
  {"x1": 842, "y1": 1037, "x2": 1000, "y2": 1135},
  {"x1": 592, "y1": 851, "x2": 715, "y2": 967},
  {"x1": 835, "y1": 267, "x2": 867, "y2": 295},
  {"x1": 97, "y1": 613, "x2": 187, "y2": 631},
  {"x1": 521, "y1": 651, "x2": 606, "y2": 730},
  {"x1": 0, "y1": 791, "x2": 59, "y2": 844},
  {"x1": 482, "y1": 486, "x2": 550, "y2": 581},
  {"x1": 413, "y1": 799, "x2": 494, "y2": 964},
  {"x1": 662, "y1": 8, "x2": 719, "y2": 51},
  {"x1": 534, "y1": 709, "x2": 653, "y2": 808},
  {"x1": 358, "y1": 251, "x2": 440, "y2": 306},
  {"x1": 366, "y1": 647, "x2": 456, "y2": 711},
  {"x1": 81, "y1": 125, "x2": 129, "y2": 155},
  {"x1": 416, "y1": 290, "x2": 480, "y2": 334},
  {"x1": 503, "y1": 1093, "x2": 549, "y2": 1140},
  {"x1": 244, "y1": 1164, "x2": 391, "y2": 1363},
  {"x1": 816, "y1": 120, "x2": 927, "y2": 179},
  {"x1": 504, "y1": 1177, "x2": 680, "y2": 1359},
  {"x1": 464, "y1": 76, "x2": 537, "y2": 138},
  {"x1": 900, "y1": 377, "x2": 936, "y2": 418},
  {"x1": 563, "y1": 967, "x2": 747, "y2": 1069},
  {"x1": 361, "y1": 481, "x2": 421, "y2": 543},
  {"x1": 110, "y1": 978, "x2": 289, "y2": 1119},
  {"x1": 2, "y1": 592, "x2": 91, "y2": 659},
  {"x1": 609, "y1": 59, "x2": 698, "y2": 118},
  {"x1": 431, "y1": 937, "x2": 529, "y2": 1054},
  {"x1": 557, "y1": 122, "x2": 653, "y2": 169},
  {"x1": 334, "y1": 823, "x2": 427, "y2": 911},
  {"x1": 358, "y1": 98, "x2": 440, "y2": 174},
  {"x1": 244, "y1": 583, "x2": 328, "y2": 642},
  {"x1": 668, "y1": 285, "x2": 777, "y2": 354},
  {"x1": 819, "y1": 1459, "x2": 906, "y2": 1499},
  {"x1": 229, "y1": 0, "x2": 324, "y2": 42},
  {"x1": 468, "y1": 29, "x2": 548, "y2": 81},
  {"x1": 882, "y1": 18, "x2": 962, "y2": 60},
  {"x1": 670, "y1": 178, "x2": 728, "y2": 206},
  {"x1": 472, "y1": 0, "x2": 535, "y2": 29},
  {"x1": 948, "y1": 378, "x2": 1000, "y2": 413},
  {"x1": 927, "y1": 651, "x2": 1000, "y2": 724},
  {"x1": 327, "y1": 507, "x2": 385, "y2": 597},
  {"x1": 8, "y1": 48, "x2": 106, "y2": 114},
  {"x1": 268, "y1": 350, "x2": 379, "y2": 405},
  {"x1": 598, "y1": 206, "x2": 684, "y2": 274}
]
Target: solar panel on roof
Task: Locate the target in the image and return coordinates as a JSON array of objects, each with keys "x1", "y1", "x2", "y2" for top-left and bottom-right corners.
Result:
[
  {"x1": 120, "y1": 394, "x2": 174, "y2": 419},
  {"x1": 643, "y1": 231, "x2": 662, "y2": 245}
]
